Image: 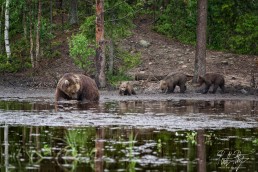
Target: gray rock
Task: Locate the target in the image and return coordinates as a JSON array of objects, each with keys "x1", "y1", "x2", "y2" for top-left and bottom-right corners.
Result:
[{"x1": 139, "y1": 40, "x2": 150, "y2": 48}]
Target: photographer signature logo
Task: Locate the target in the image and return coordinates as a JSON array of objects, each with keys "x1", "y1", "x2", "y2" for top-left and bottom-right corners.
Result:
[{"x1": 217, "y1": 150, "x2": 253, "y2": 171}]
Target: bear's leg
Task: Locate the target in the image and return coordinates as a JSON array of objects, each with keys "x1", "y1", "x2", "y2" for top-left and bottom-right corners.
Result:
[
  {"x1": 55, "y1": 89, "x2": 71, "y2": 101},
  {"x1": 127, "y1": 90, "x2": 132, "y2": 96},
  {"x1": 167, "y1": 85, "x2": 176, "y2": 93},
  {"x1": 180, "y1": 85, "x2": 186, "y2": 93},
  {"x1": 212, "y1": 85, "x2": 219, "y2": 94},
  {"x1": 219, "y1": 84, "x2": 225, "y2": 93},
  {"x1": 119, "y1": 90, "x2": 125, "y2": 96},
  {"x1": 202, "y1": 84, "x2": 211, "y2": 94}
]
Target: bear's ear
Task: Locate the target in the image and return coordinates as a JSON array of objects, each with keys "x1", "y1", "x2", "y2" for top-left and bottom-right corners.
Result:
[
  {"x1": 74, "y1": 75, "x2": 80, "y2": 83},
  {"x1": 64, "y1": 80, "x2": 69, "y2": 86},
  {"x1": 198, "y1": 75, "x2": 204, "y2": 80}
]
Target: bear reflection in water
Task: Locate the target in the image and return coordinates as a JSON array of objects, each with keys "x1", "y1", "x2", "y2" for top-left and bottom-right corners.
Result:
[
  {"x1": 55, "y1": 101, "x2": 100, "y2": 112},
  {"x1": 117, "y1": 100, "x2": 226, "y2": 115}
]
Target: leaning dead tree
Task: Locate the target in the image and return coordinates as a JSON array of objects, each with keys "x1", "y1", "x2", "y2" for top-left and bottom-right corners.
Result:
[{"x1": 95, "y1": 0, "x2": 106, "y2": 88}]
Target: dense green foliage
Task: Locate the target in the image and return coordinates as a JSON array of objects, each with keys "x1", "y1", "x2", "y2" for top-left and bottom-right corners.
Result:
[
  {"x1": 0, "y1": 0, "x2": 257, "y2": 74},
  {"x1": 69, "y1": 33, "x2": 95, "y2": 74},
  {"x1": 154, "y1": 0, "x2": 258, "y2": 54},
  {"x1": 68, "y1": 0, "x2": 137, "y2": 83},
  {"x1": 107, "y1": 49, "x2": 141, "y2": 86},
  {"x1": 154, "y1": 0, "x2": 197, "y2": 44}
]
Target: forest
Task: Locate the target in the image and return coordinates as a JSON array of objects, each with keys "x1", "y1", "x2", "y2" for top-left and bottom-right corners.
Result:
[
  {"x1": 0, "y1": 0, "x2": 257, "y2": 87},
  {"x1": 0, "y1": 1, "x2": 257, "y2": 171}
]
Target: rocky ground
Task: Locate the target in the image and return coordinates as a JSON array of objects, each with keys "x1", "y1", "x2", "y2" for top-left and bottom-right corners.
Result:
[{"x1": 0, "y1": 16, "x2": 257, "y2": 98}]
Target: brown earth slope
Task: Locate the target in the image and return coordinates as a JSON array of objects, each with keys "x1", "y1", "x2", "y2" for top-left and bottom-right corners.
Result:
[{"x1": 0, "y1": 16, "x2": 257, "y2": 95}]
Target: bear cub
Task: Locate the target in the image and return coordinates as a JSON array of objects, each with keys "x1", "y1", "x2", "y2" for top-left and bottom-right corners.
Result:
[
  {"x1": 197, "y1": 73, "x2": 225, "y2": 94},
  {"x1": 160, "y1": 73, "x2": 187, "y2": 93},
  {"x1": 55, "y1": 73, "x2": 99, "y2": 102},
  {"x1": 119, "y1": 81, "x2": 136, "y2": 96}
]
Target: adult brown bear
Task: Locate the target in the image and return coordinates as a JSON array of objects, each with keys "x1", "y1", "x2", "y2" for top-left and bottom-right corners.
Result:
[
  {"x1": 160, "y1": 73, "x2": 187, "y2": 93},
  {"x1": 55, "y1": 73, "x2": 99, "y2": 102},
  {"x1": 197, "y1": 73, "x2": 225, "y2": 94},
  {"x1": 119, "y1": 81, "x2": 136, "y2": 96}
]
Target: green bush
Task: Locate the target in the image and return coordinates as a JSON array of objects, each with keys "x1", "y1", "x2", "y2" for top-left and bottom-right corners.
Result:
[
  {"x1": 229, "y1": 14, "x2": 258, "y2": 55},
  {"x1": 153, "y1": 0, "x2": 257, "y2": 55},
  {"x1": 107, "y1": 71, "x2": 133, "y2": 86},
  {"x1": 107, "y1": 49, "x2": 141, "y2": 86},
  {"x1": 68, "y1": 33, "x2": 95, "y2": 73},
  {"x1": 116, "y1": 49, "x2": 141, "y2": 73},
  {"x1": 154, "y1": 1, "x2": 197, "y2": 45},
  {"x1": 0, "y1": 37, "x2": 31, "y2": 73}
]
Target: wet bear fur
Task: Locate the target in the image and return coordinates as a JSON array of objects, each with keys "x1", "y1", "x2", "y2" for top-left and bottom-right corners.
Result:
[
  {"x1": 119, "y1": 82, "x2": 136, "y2": 96},
  {"x1": 198, "y1": 73, "x2": 225, "y2": 94},
  {"x1": 160, "y1": 73, "x2": 187, "y2": 93},
  {"x1": 55, "y1": 73, "x2": 99, "y2": 102}
]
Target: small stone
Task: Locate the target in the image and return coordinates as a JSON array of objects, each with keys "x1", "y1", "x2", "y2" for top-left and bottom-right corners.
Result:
[
  {"x1": 221, "y1": 61, "x2": 229, "y2": 65},
  {"x1": 240, "y1": 89, "x2": 248, "y2": 94},
  {"x1": 139, "y1": 40, "x2": 150, "y2": 48}
]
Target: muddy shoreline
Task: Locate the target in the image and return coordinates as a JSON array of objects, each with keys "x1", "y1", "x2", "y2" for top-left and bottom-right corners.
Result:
[
  {"x1": 0, "y1": 85, "x2": 257, "y2": 102},
  {"x1": 0, "y1": 85, "x2": 257, "y2": 130}
]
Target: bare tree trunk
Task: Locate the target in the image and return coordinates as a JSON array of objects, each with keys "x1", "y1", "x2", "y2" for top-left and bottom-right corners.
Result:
[
  {"x1": 193, "y1": 0, "x2": 207, "y2": 83},
  {"x1": 50, "y1": 0, "x2": 52, "y2": 35},
  {"x1": 23, "y1": 5, "x2": 27, "y2": 39},
  {"x1": 95, "y1": 0, "x2": 106, "y2": 88},
  {"x1": 35, "y1": 0, "x2": 42, "y2": 68},
  {"x1": 29, "y1": 0, "x2": 35, "y2": 68},
  {"x1": 108, "y1": 39, "x2": 114, "y2": 74},
  {"x1": 0, "y1": 4, "x2": 4, "y2": 52},
  {"x1": 4, "y1": 0, "x2": 11, "y2": 62},
  {"x1": 60, "y1": 0, "x2": 64, "y2": 32},
  {"x1": 69, "y1": 0, "x2": 78, "y2": 25}
]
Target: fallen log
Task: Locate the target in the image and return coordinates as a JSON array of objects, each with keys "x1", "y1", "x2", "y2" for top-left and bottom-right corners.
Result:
[
  {"x1": 134, "y1": 73, "x2": 166, "y2": 81},
  {"x1": 133, "y1": 73, "x2": 193, "y2": 81}
]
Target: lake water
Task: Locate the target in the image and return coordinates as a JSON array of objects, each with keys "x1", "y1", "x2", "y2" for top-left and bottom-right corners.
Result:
[{"x1": 0, "y1": 99, "x2": 257, "y2": 171}]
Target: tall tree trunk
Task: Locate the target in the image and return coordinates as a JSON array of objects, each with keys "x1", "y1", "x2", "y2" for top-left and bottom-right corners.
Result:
[
  {"x1": 23, "y1": 5, "x2": 27, "y2": 39},
  {"x1": 29, "y1": 0, "x2": 35, "y2": 68},
  {"x1": 193, "y1": 0, "x2": 207, "y2": 82},
  {"x1": 60, "y1": 0, "x2": 64, "y2": 32},
  {"x1": 95, "y1": 0, "x2": 106, "y2": 88},
  {"x1": 69, "y1": 0, "x2": 78, "y2": 25},
  {"x1": 50, "y1": 0, "x2": 52, "y2": 35},
  {"x1": 35, "y1": 0, "x2": 42, "y2": 68},
  {"x1": 4, "y1": 0, "x2": 11, "y2": 62},
  {"x1": 108, "y1": 39, "x2": 114, "y2": 74},
  {"x1": 0, "y1": 4, "x2": 4, "y2": 52}
]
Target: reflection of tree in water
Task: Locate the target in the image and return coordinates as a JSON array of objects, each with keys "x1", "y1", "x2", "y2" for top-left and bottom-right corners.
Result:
[
  {"x1": 116, "y1": 99, "x2": 258, "y2": 115},
  {"x1": 194, "y1": 100, "x2": 225, "y2": 114},
  {"x1": 224, "y1": 100, "x2": 258, "y2": 115},
  {"x1": 251, "y1": 101, "x2": 257, "y2": 115},
  {"x1": 159, "y1": 100, "x2": 189, "y2": 114}
]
